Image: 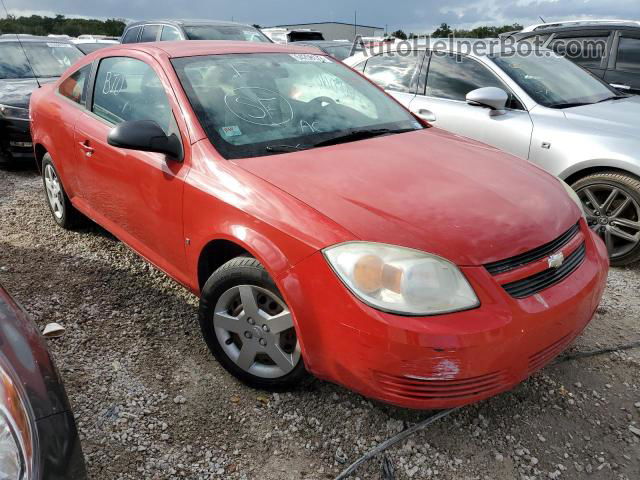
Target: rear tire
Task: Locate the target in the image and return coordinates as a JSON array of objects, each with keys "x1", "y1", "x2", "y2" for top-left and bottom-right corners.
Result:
[
  {"x1": 198, "y1": 256, "x2": 309, "y2": 390},
  {"x1": 42, "y1": 153, "x2": 84, "y2": 229},
  {"x1": 572, "y1": 171, "x2": 640, "y2": 266}
]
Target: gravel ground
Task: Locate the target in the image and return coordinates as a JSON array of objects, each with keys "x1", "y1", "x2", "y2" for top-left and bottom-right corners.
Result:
[{"x1": 1, "y1": 164, "x2": 639, "y2": 480}]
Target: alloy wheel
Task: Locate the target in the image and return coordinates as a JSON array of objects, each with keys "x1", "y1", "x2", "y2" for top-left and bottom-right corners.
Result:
[
  {"x1": 577, "y1": 184, "x2": 640, "y2": 260},
  {"x1": 44, "y1": 164, "x2": 64, "y2": 219},
  {"x1": 213, "y1": 285, "x2": 300, "y2": 379}
]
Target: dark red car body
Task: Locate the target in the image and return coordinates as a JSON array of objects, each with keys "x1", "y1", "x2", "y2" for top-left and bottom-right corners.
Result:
[{"x1": 30, "y1": 41, "x2": 609, "y2": 409}]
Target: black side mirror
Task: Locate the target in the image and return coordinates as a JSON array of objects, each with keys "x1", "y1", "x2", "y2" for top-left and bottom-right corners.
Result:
[{"x1": 108, "y1": 120, "x2": 183, "y2": 161}]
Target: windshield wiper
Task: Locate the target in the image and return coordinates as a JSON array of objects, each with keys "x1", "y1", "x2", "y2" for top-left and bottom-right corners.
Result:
[
  {"x1": 265, "y1": 144, "x2": 312, "y2": 153},
  {"x1": 547, "y1": 102, "x2": 591, "y2": 109},
  {"x1": 312, "y1": 128, "x2": 415, "y2": 148},
  {"x1": 595, "y1": 95, "x2": 629, "y2": 104},
  {"x1": 549, "y1": 95, "x2": 629, "y2": 109}
]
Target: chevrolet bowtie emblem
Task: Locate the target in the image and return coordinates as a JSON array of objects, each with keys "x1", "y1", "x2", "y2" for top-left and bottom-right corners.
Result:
[{"x1": 548, "y1": 252, "x2": 565, "y2": 269}]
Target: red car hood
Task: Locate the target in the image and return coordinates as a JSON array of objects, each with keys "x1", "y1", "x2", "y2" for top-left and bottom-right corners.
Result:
[{"x1": 234, "y1": 129, "x2": 580, "y2": 266}]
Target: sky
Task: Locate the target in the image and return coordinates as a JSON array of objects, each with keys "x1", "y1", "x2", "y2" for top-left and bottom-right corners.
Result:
[{"x1": 2, "y1": 0, "x2": 640, "y2": 34}]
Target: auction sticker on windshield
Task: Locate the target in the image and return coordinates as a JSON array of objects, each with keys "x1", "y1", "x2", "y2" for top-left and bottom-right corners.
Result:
[{"x1": 289, "y1": 54, "x2": 332, "y2": 63}]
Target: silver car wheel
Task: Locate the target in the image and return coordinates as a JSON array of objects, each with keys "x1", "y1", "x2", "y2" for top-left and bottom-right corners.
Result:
[
  {"x1": 44, "y1": 164, "x2": 64, "y2": 220},
  {"x1": 579, "y1": 184, "x2": 640, "y2": 259},
  {"x1": 213, "y1": 285, "x2": 301, "y2": 379}
]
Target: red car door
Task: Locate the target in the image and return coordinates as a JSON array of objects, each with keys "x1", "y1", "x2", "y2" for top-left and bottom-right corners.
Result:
[{"x1": 74, "y1": 53, "x2": 191, "y2": 283}]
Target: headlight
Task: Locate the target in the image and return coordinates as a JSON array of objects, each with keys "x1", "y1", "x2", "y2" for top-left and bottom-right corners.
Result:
[
  {"x1": 323, "y1": 242, "x2": 479, "y2": 316},
  {"x1": 559, "y1": 179, "x2": 586, "y2": 218},
  {"x1": 0, "y1": 357, "x2": 37, "y2": 480},
  {"x1": 0, "y1": 105, "x2": 30, "y2": 121}
]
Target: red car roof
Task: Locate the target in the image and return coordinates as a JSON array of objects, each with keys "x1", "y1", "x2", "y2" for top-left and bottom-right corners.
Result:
[{"x1": 114, "y1": 40, "x2": 324, "y2": 58}]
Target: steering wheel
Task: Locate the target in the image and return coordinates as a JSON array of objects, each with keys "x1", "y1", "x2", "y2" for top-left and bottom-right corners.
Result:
[{"x1": 309, "y1": 96, "x2": 337, "y2": 109}]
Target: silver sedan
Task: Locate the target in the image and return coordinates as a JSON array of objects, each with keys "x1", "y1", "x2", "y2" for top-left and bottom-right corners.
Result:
[{"x1": 345, "y1": 44, "x2": 640, "y2": 266}]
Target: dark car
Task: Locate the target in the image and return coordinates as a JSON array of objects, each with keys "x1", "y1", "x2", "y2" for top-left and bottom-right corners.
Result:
[
  {"x1": 0, "y1": 36, "x2": 84, "y2": 163},
  {"x1": 510, "y1": 20, "x2": 640, "y2": 94},
  {"x1": 120, "y1": 19, "x2": 272, "y2": 44},
  {"x1": 0, "y1": 285, "x2": 86, "y2": 479},
  {"x1": 294, "y1": 40, "x2": 363, "y2": 61}
]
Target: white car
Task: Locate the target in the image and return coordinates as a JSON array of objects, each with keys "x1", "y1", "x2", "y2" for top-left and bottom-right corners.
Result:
[{"x1": 345, "y1": 41, "x2": 640, "y2": 265}]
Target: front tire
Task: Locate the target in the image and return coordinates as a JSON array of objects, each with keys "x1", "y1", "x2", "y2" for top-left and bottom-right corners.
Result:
[
  {"x1": 42, "y1": 154, "x2": 84, "y2": 229},
  {"x1": 572, "y1": 171, "x2": 640, "y2": 266},
  {"x1": 198, "y1": 256, "x2": 308, "y2": 390}
]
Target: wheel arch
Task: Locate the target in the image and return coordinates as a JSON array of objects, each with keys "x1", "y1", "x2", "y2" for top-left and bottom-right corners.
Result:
[
  {"x1": 194, "y1": 229, "x2": 299, "y2": 294},
  {"x1": 560, "y1": 162, "x2": 640, "y2": 186},
  {"x1": 196, "y1": 239, "x2": 252, "y2": 292}
]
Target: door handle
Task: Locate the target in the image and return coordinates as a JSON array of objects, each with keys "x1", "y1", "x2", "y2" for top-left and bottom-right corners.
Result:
[
  {"x1": 78, "y1": 141, "x2": 95, "y2": 157},
  {"x1": 610, "y1": 83, "x2": 631, "y2": 90},
  {"x1": 414, "y1": 108, "x2": 437, "y2": 122}
]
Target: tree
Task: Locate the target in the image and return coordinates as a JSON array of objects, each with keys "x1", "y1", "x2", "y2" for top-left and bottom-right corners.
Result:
[
  {"x1": 432, "y1": 23, "x2": 452, "y2": 37},
  {"x1": 390, "y1": 29, "x2": 407, "y2": 40},
  {"x1": 0, "y1": 14, "x2": 126, "y2": 37}
]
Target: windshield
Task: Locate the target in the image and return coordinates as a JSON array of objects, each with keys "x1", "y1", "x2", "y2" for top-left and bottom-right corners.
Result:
[
  {"x1": 172, "y1": 53, "x2": 421, "y2": 159},
  {"x1": 184, "y1": 25, "x2": 270, "y2": 43},
  {"x1": 490, "y1": 52, "x2": 619, "y2": 108},
  {"x1": 0, "y1": 42, "x2": 83, "y2": 79}
]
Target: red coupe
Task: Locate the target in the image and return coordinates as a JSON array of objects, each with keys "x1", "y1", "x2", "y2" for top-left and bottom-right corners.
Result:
[{"x1": 30, "y1": 41, "x2": 609, "y2": 409}]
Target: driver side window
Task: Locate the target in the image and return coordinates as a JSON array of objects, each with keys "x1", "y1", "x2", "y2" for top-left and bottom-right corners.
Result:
[
  {"x1": 425, "y1": 53, "x2": 523, "y2": 109},
  {"x1": 92, "y1": 57, "x2": 173, "y2": 133}
]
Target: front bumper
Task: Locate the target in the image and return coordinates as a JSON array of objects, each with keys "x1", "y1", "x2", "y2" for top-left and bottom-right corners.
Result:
[
  {"x1": 282, "y1": 220, "x2": 609, "y2": 409},
  {"x1": 0, "y1": 118, "x2": 34, "y2": 160}
]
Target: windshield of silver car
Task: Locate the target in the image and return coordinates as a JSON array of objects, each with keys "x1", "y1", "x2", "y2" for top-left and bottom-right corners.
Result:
[
  {"x1": 172, "y1": 53, "x2": 422, "y2": 159},
  {"x1": 490, "y1": 52, "x2": 622, "y2": 109}
]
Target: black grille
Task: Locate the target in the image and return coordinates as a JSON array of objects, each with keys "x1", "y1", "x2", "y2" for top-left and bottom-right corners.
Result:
[
  {"x1": 485, "y1": 223, "x2": 581, "y2": 275},
  {"x1": 502, "y1": 243, "x2": 586, "y2": 299}
]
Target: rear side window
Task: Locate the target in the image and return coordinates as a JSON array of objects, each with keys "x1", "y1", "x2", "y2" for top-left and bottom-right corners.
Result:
[
  {"x1": 548, "y1": 34, "x2": 609, "y2": 68},
  {"x1": 58, "y1": 65, "x2": 90, "y2": 105},
  {"x1": 139, "y1": 25, "x2": 161, "y2": 43},
  {"x1": 616, "y1": 37, "x2": 640, "y2": 72},
  {"x1": 121, "y1": 26, "x2": 141, "y2": 44},
  {"x1": 364, "y1": 51, "x2": 421, "y2": 93},
  {"x1": 160, "y1": 26, "x2": 182, "y2": 41},
  {"x1": 92, "y1": 57, "x2": 173, "y2": 134}
]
